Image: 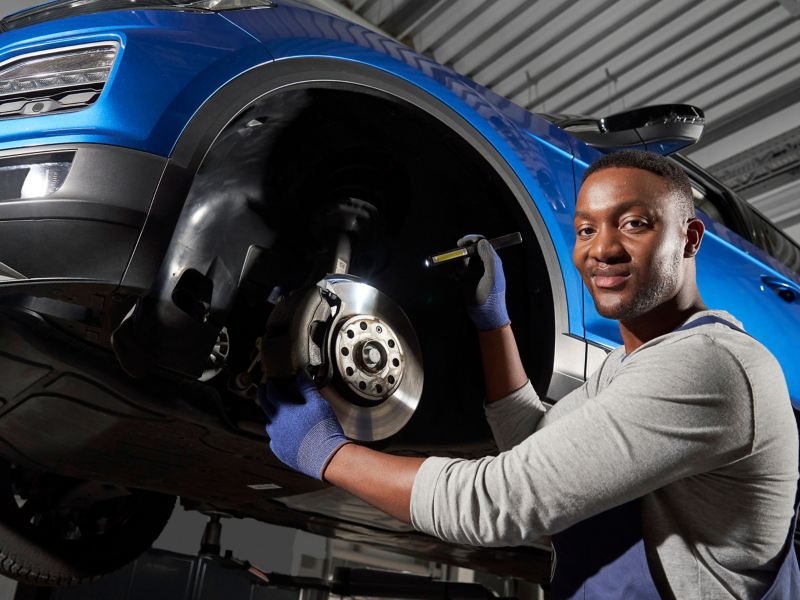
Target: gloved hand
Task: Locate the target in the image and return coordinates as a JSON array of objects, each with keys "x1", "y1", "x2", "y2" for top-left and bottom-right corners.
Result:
[
  {"x1": 258, "y1": 373, "x2": 349, "y2": 480},
  {"x1": 458, "y1": 235, "x2": 510, "y2": 331}
]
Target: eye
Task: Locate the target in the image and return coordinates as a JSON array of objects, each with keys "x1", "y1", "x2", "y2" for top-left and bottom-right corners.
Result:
[
  {"x1": 576, "y1": 225, "x2": 595, "y2": 237},
  {"x1": 621, "y1": 218, "x2": 648, "y2": 230}
]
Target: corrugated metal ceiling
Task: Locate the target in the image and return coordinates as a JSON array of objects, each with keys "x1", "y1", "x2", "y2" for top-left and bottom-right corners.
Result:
[{"x1": 337, "y1": 0, "x2": 800, "y2": 161}]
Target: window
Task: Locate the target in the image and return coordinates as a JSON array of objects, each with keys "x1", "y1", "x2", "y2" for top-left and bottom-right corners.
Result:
[
  {"x1": 748, "y1": 207, "x2": 800, "y2": 276},
  {"x1": 692, "y1": 185, "x2": 727, "y2": 226},
  {"x1": 674, "y1": 156, "x2": 747, "y2": 238}
]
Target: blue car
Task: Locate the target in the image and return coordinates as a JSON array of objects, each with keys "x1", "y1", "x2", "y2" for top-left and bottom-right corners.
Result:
[{"x1": 0, "y1": 0, "x2": 798, "y2": 587}]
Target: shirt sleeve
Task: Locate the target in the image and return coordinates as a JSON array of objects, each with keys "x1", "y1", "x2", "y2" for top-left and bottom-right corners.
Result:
[
  {"x1": 410, "y1": 335, "x2": 754, "y2": 546},
  {"x1": 484, "y1": 348, "x2": 613, "y2": 451},
  {"x1": 483, "y1": 380, "x2": 548, "y2": 451}
]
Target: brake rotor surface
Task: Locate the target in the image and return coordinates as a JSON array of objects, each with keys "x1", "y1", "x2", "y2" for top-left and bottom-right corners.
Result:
[{"x1": 320, "y1": 276, "x2": 423, "y2": 441}]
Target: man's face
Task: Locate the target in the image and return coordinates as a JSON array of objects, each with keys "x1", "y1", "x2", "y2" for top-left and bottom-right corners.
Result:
[{"x1": 572, "y1": 167, "x2": 689, "y2": 321}]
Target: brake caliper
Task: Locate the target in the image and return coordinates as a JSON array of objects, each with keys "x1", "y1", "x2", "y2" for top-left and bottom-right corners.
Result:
[{"x1": 260, "y1": 281, "x2": 342, "y2": 385}]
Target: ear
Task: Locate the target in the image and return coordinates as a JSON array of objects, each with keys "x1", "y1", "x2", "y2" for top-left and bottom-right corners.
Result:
[{"x1": 684, "y1": 218, "x2": 704, "y2": 258}]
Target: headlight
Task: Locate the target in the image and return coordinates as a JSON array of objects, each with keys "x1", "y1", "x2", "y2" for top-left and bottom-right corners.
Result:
[
  {"x1": 0, "y1": 152, "x2": 74, "y2": 201},
  {"x1": 0, "y1": 43, "x2": 118, "y2": 119}
]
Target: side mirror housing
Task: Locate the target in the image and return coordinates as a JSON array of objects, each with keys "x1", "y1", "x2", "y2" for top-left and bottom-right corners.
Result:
[{"x1": 561, "y1": 104, "x2": 705, "y2": 155}]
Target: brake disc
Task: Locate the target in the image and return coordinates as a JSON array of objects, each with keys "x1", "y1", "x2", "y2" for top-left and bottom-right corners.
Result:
[{"x1": 318, "y1": 276, "x2": 423, "y2": 442}]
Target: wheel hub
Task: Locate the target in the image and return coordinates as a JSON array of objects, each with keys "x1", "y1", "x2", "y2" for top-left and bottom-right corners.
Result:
[{"x1": 334, "y1": 315, "x2": 403, "y2": 402}]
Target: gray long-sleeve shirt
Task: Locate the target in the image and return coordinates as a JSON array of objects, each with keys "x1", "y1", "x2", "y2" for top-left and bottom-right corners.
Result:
[{"x1": 410, "y1": 310, "x2": 798, "y2": 599}]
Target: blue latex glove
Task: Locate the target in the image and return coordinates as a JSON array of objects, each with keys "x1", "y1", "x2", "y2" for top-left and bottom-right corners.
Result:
[
  {"x1": 457, "y1": 235, "x2": 510, "y2": 331},
  {"x1": 258, "y1": 373, "x2": 348, "y2": 480}
]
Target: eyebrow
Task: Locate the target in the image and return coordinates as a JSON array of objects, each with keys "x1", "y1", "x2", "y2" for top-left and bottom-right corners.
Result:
[{"x1": 574, "y1": 200, "x2": 652, "y2": 220}]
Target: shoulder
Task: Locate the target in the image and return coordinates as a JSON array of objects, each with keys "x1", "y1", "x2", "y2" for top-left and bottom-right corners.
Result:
[
  {"x1": 614, "y1": 331, "x2": 754, "y2": 413},
  {"x1": 625, "y1": 327, "x2": 743, "y2": 372},
  {"x1": 623, "y1": 310, "x2": 769, "y2": 384},
  {"x1": 652, "y1": 310, "x2": 782, "y2": 390},
  {"x1": 589, "y1": 334, "x2": 755, "y2": 455}
]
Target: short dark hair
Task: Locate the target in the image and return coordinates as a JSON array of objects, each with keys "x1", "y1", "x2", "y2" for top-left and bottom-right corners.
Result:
[{"x1": 582, "y1": 150, "x2": 695, "y2": 220}]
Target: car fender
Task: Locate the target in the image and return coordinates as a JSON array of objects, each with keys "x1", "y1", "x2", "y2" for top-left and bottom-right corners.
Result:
[
  {"x1": 0, "y1": 10, "x2": 272, "y2": 155},
  {"x1": 117, "y1": 53, "x2": 586, "y2": 394}
]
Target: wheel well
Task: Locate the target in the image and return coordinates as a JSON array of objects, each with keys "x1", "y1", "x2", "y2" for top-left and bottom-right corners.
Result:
[
  {"x1": 270, "y1": 87, "x2": 554, "y2": 390},
  {"x1": 185, "y1": 84, "x2": 556, "y2": 444}
]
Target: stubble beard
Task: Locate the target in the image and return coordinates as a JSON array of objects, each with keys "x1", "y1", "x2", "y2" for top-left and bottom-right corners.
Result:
[{"x1": 592, "y1": 251, "x2": 683, "y2": 322}]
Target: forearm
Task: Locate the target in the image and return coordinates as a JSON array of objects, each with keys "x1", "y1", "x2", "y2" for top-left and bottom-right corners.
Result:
[
  {"x1": 323, "y1": 443, "x2": 424, "y2": 523},
  {"x1": 478, "y1": 324, "x2": 528, "y2": 403},
  {"x1": 320, "y1": 326, "x2": 531, "y2": 527}
]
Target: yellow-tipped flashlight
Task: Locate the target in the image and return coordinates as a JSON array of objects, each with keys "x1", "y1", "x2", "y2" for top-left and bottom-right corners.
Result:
[{"x1": 424, "y1": 232, "x2": 523, "y2": 268}]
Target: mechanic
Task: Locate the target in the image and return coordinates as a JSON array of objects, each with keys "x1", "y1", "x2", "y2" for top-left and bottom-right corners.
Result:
[{"x1": 259, "y1": 150, "x2": 800, "y2": 599}]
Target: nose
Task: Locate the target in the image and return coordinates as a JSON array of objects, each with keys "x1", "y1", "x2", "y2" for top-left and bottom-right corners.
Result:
[{"x1": 587, "y1": 225, "x2": 627, "y2": 263}]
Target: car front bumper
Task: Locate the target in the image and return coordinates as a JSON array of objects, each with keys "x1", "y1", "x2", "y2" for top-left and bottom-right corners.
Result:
[{"x1": 0, "y1": 143, "x2": 166, "y2": 285}]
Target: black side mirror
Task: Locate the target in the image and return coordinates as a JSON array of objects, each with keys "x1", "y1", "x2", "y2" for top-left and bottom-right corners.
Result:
[{"x1": 560, "y1": 104, "x2": 705, "y2": 155}]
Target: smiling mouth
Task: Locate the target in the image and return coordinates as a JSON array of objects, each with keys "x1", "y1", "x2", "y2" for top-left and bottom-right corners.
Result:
[{"x1": 592, "y1": 273, "x2": 631, "y2": 289}]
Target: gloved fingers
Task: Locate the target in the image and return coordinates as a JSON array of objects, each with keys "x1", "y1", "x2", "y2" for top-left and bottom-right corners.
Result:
[
  {"x1": 476, "y1": 239, "x2": 506, "y2": 302},
  {"x1": 261, "y1": 373, "x2": 347, "y2": 480},
  {"x1": 452, "y1": 236, "x2": 488, "y2": 304},
  {"x1": 456, "y1": 233, "x2": 485, "y2": 248},
  {"x1": 268, "y1": 438, "x2": 280, "y2": 458},
  {"x1": 295, "y1": 373, "x2": 336, "y2": 415},
  {"x1": 295, "y1": 371, "x2": 320, "y2": 400},
  {"x1": 476, "y1": 239, "x2": 500, "y2": 275},
  {"x1": 458, "y1": 235, "x2": 486, "y2": 276},
  {"x1": 472, "y1": 239, "x2": 495, "y2": 306}
]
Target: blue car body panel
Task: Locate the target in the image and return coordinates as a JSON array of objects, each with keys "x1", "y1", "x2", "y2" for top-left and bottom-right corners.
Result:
[
  {"x1": 1, "y1": 1, "x2": 798, "y2": 404},
  {"x1": 0, "y1": 9, "x2": 272, "y2": 155}
]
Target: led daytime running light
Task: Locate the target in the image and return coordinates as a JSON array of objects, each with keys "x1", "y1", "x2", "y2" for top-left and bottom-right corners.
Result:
[
  {"x1": 0, "y1": 44, "x2": 118, "y2": 99},
  {"x1": 0, "y1": 43, "x2": 118, "y2": 118}
]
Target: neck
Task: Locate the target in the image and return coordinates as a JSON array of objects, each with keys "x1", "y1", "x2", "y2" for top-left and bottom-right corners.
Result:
[{"x1": 619, "y1": 289, "x2": 706, "y2": 354}]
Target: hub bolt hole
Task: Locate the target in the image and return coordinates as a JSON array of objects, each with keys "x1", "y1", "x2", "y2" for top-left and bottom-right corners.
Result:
[
  {"x1": 346, "y1": 367, "x2": 354, "y2": 376},
  {"x1": 392, "y1": 358, "x2": 400, "y2": 367},
  {"x1": 341, "y1": 347, "x2": 349, "y2": 356},
  {"x1": 388, "y1": 375, "x2": 395, "y2": 384},
  {"x1": 360, "y1": 322, "x2": 368, "y2": 331},
  {"x1": 358, "y1": 381, "x2": 367, "y2": 390},
  {"x1": 347, "y1": 330, "x2": 355, "y2": 339},
  {"x1": 376, "y1": 384, "x2": 383, "y2": 393},
  {"x1": 388, "y1": 339, "x2": 395, "y2": 348}
]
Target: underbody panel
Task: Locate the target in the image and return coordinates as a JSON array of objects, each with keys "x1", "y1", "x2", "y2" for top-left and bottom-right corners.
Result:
[{"x1": 0, "y1": 309, "x2": 551, "y2": 580}]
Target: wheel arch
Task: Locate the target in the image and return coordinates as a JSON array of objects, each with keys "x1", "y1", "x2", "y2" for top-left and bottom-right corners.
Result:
[{"x1": 119, "y1": 57, "x2": 583, "y2": 398}]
